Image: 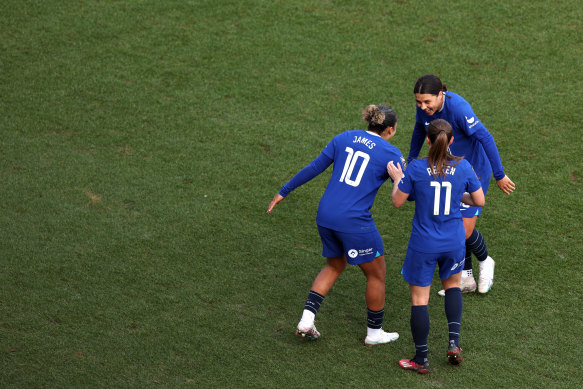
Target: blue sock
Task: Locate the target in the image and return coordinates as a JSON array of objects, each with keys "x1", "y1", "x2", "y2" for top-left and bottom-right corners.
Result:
[
  {"x1": 410, "y1": 305, "x2": 430, "y2": 364},
  {"x1": 467, "y1": 229, "x2": 488, "y2": 262},
  {"x1": 463, "y1": 242, "x2": 473, "y2": 271},
  {"x1": 367, "y1": 308, "x2": 384, "y2": 329},
  {"x1": 444, "y1": 287, "x2": 463, "y2": 346},
  {"x1": 304, "y1": 290, "x2": 325, "y2": 315}
]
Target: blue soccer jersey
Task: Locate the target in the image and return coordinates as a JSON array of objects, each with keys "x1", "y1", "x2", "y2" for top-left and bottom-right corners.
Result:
[
  {"x1": 315, "y1": 130, "x2": 405, "y2": 233},
  {"x1": 398, "y1": 158, "x2": 482, "y2": 253},
  {"x1": 409, "y1": 91, "x2": 505, "y2": 183}
]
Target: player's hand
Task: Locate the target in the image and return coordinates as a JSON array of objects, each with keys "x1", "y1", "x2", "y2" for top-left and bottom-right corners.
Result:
[
  {"x1": 267, "y1": 193, "x2": 285, "y2": 214},
  {"x1": 496, "y1": 175, "x2": 516, "y2": 195},
  {"x1": 387, "y1": 161, "x2": 404, "y2": 182}
]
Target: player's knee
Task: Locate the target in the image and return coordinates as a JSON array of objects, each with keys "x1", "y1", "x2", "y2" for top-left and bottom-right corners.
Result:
[{"x1": 327, "y1": 257, "x2": 347, "y2": 273}]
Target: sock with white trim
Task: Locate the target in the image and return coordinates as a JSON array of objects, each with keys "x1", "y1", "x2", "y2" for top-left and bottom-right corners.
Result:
[
  {"x1": 410, "y1": 305, "x2": 430, "y2": 364},
  {"x1": 366, "y1": 308, "x2": 384, "y2": 338},
  {"x1": 467, "y1": 229, "x2": 489, "y2": 262},
  {"x1": 444, "y1": 287, "x2": 462, "y2": 346},
  {"x1": 300, "y1": 290, "x2": 325, "y2": 327}
]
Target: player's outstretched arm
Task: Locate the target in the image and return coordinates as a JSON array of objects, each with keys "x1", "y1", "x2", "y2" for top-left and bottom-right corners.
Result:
[
  {"x1": 267, "y1": 193, "x2": 285, "y2": 214},
  {"x1": 496, "y1": 175, "x2": 516, "y2": 195}
]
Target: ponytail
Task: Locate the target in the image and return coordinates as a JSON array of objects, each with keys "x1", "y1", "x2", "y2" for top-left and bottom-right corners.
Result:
[{"x1": 426, "y1": 119, "x2": 462, "y2": 178}]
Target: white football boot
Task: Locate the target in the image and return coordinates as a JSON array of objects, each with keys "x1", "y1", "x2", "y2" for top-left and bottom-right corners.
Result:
[
  {"x1": 296, "y1": 322, "x2": 321, "y2": 340},
  {"x1": 460, "y1": 275, "x2": 477, "y2": 293},
  {"x1": 364, "y1": 329, "x2": 399, "y2": 345},
  {"x1": 478, "y1": 256, "x2": 495, "y2": 293},
  {"x1": 437, "y1": 274, "x2": 476, "y2": 297}
]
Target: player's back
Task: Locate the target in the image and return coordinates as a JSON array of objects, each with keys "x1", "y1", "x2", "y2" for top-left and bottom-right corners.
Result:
[
  {"x1": 404, "y1": 158, "x2": 474, "y2": 252},
  {"x1": 317, "y1": 130, "x2": 403, "y2": 233}
]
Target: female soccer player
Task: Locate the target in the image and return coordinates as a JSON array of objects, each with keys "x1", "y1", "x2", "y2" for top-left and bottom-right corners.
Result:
[
  {"x1": 387, "y1": 119, "x2": 485, "y2": 373},
  {"x1": 267, "y1": 104, "x2": 405, "y2": 345},
  {"x1": 409, "y1": 74, "x2": 515, "y2": 295}
]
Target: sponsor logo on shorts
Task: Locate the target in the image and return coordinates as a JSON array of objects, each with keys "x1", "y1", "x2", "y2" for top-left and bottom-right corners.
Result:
[
  {"x1": 358, "y1": 248, "x2": 374, "y2": 256},
  {"x1": 348, "y1": 248, "x2": 374, "y2": 258},
  {"x1": 451, "y1": 258, "x2": 465, "y2": 271}
]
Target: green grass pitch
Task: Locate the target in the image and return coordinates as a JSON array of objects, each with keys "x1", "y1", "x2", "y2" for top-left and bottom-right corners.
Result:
[{"x1": 1, "y1": 0, "x2": 582, "y2": 387}]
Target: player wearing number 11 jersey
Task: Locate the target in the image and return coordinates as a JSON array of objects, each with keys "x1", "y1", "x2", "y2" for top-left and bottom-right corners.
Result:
[
  {"x1": 399, "y1": 153, "x2": 480, "y2": 256},
  {"x1": 267, "y1": 104, "x2": 404, "y2": 346},
  {"x1": 387, "y1": 118, "x2": 484, "y2": 374}
]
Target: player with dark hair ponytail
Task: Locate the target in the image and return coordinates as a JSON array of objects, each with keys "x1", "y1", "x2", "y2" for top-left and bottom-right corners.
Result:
[
  {"x1": 387, "y1": 118, "x2": 485, "y2": 373},
  {"x1": 426, "y1": 119, "x2": 462, "y2": 178},
  {"x1": 410, "y1": 74, "x2": 516, "y2": 296}
]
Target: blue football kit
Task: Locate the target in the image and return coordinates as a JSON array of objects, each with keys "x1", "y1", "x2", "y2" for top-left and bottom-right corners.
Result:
[
  {"x1": 280, "y1": 130, "x2": 404, "y2": 264},
  {"x1": 408, "y1": 91, "x2": 505, "y2": 217},
  {"x1": 398, "y1": 158, "x2": 482, "y2": 286}
]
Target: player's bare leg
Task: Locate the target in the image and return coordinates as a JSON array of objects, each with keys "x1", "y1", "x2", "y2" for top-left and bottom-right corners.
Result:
[
  {"x1": 297, "y1": 256, "x2": 346, "y2": 340},
  {"x1": 360, "y1": 256, "x2": 398, "y2": 345}
]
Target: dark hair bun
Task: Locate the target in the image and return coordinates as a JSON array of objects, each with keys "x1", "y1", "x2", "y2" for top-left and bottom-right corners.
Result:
[{"x1": 362, "y1": 105, "x2": 397, "y2": 130}]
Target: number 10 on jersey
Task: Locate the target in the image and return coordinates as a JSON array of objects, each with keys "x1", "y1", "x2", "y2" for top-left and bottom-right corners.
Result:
[{"x1": 340, "y1": 147, "x2": 370, "y2": 187}]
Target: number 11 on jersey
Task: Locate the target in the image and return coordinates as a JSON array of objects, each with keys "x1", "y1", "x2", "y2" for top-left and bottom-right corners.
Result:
[{"x1": 430, "y1": 181, "x2": 452, "y2": 215}]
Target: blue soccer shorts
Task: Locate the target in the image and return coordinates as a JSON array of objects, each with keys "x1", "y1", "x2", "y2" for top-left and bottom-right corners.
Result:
[
  {"x1": 460, "y1": 173, "x2": 491, "y2": 218},
  {"x1": 317, "y1": 225, "x2": 384, "y2": 265},
  {"x1": 401, "y1": 246, "x2": 465, "y2": 287}
]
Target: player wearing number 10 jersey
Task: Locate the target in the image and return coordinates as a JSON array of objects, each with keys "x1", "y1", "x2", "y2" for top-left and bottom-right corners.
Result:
[{"x1": 267, "y1": 104, "x2": 404, "y2": 346}]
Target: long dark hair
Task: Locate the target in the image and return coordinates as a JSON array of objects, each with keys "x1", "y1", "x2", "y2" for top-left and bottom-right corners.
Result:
[
  {"x1": 362, "y1": 104, "x2": 397, "y2": 134},
  {"x1": 426, "y1": 119, "x2": 462, "y2": 178},
  {"x1": 414, "y1": 74, "x2": 447, "y2": 95}
]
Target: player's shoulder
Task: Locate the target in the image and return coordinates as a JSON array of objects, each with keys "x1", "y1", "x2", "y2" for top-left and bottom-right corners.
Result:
[
  {"x1": 333, "y1": 129, "x2": 357, "y2": 139},
  {"x1": 382, "y1": 139, "x2": 402, "y2": 153},
  {"x1": 445, "y1": 91, "x2": 474, "y2": 114},
  {"x1": 445, "y1": 91, "x2": 467, "y2": 103},
  {"x1": 457, "y1": 158, "x2": 471, "y2": 166},
  {"x1": 406, "y1": 158, "x2": 428, "y2": 173},
  {"x1": 329, "y1": 129, "x2": 359, "y2": 146},
  {"x1": 454, "y1": 158, "x2": 476, "y2": 174},
  {"x1": 379, "y1": 142, "x2": 404, "y2": 165},
  {"x1": 409, "y1": 158, "x2": 427, "y2": 167}
]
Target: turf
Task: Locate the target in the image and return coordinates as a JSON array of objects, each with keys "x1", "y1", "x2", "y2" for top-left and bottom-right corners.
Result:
[{"x1": 1, "y1": 0, "x2": 582, "y2": 387}]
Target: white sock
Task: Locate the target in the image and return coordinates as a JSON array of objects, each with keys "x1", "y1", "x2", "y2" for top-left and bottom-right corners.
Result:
[
  {"x1": 462, "y1": 269, "x2": 473, "y2": 278},
  {"x1": 367, "y1": 327, "x2": 381, "y2": 338},
  {"x1": 299, "y1": 310, "x2": 315, "y2": 327}
]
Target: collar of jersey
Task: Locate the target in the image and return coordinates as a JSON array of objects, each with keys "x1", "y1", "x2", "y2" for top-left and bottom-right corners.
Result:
[
  {"x1": 365, "y1": 130, "x2": 382, "y2": 137},
  {"x1": 438, "y1": 92, "x2": 447, "y2": 113}
]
